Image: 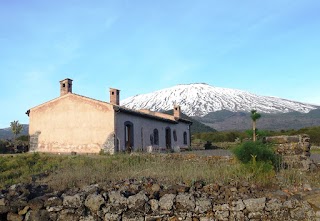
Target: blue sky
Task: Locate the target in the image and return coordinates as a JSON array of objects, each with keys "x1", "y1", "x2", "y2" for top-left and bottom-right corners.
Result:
[{"x1": 1, "y1": 0, "x2": 320, "y2": 128}]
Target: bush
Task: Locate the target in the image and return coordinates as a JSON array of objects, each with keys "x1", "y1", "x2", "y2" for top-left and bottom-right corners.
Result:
[
  {"x1": 232, "y1": 141, "x2": 280, "y2": 168},
  {"x1": 0, "y1": 140, "x2": 12, "y2": 154},
  {"x1": 17, "y1": 135, "x2": 29, "y2": 142},
  {"x1": 241, "y1": 160, "x2": 276, "y2": 184}
]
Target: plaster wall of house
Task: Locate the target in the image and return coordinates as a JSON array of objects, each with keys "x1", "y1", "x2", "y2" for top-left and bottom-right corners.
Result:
[
  {"x1": 29, "y1": 94, "x2": 115, "y2": 154},
  {"x1": 115, "y1": 112, "x2": 190, "y2": 152}
]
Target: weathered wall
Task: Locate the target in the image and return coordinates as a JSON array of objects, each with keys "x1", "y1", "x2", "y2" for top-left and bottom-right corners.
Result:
[
  {"x1": 264, "y1": 134, "x2": 316, "y2": 171},
  {"x1": 1, "y1": 180, "x2": 320, "y2": 221},
  {"x1": 29, "y1": 94, "x2": 115, "y2": 154},
  {"x1": 115, "y1": 112, "x2": 190, "y2": 152}
]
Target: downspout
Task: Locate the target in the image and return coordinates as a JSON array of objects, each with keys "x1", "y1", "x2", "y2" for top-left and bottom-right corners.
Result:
[{"x1": 114, "y1": 106, "x2": 121, "y2": 153}]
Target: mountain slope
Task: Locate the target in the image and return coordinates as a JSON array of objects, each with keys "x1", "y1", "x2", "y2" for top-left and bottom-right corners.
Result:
[
  {"x1": 0, "y1": 124, "x2": 29, "y2": 139},
  {"x1": 122, "y1": 83, "x2": 318, "y2": 117},
  {"x1": 163, "y1": 110, "x2": 215, "y2": 134},
  {"x1": 194, "y1": 109, "x2": 320, "y2": 131}
]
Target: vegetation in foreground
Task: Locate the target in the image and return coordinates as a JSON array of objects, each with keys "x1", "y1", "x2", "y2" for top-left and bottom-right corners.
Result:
[
  {"x1": 0, "y1": 151, "x2": 319, "y2": 193},
  {"x1": 232, "y1": 141, "x2": 280, "y2": 168}
]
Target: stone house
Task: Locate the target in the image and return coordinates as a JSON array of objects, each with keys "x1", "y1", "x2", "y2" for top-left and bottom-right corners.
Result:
[{"x1": 26, "y1": 78, "x2": 192, "y2": 154}]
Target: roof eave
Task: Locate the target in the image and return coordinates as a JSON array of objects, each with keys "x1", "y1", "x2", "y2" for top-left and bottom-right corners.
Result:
[{"x1": 114, "y1": 106, "x2": 178, "y2": 124}]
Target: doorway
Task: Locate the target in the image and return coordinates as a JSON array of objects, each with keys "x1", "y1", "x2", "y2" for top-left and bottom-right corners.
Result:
[
  {"x1": 165, "y1": 127, "x2": 171, "y2": 149},
  {"x1": 124, "y1": 121, "x2": 134, "y2": 151}
]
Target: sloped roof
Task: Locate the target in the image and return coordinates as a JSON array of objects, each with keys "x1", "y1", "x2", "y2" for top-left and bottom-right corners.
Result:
[
  {"x1": 26, "y1": 93, "x2": 192, "y2": 124},
  {"x1": 27, "y1": 93, "x2": 111, "y2": 113}
]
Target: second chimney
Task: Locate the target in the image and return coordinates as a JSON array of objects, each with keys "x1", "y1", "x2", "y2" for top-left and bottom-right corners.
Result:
[
  {"x1": 110, "y1": 88, "x2": 120, "y2": 105},
  {"x1": 173, "y1": 104, "x2": 181, "y2": 119}
]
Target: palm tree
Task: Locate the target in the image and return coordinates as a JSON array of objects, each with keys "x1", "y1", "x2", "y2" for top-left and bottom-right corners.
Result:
[{"x1": 250, "y1": 110, "x2": 261, "y2": 142}]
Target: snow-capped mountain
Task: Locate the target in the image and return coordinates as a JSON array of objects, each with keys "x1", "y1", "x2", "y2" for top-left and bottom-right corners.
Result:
[{"x1": 121, "y1": 83, "x2": 319, "y2": 117}]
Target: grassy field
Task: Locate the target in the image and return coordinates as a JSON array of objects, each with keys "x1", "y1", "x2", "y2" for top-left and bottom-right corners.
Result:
[{"x1": 0, "y1": 152, "x2": 319, "y2": 192}]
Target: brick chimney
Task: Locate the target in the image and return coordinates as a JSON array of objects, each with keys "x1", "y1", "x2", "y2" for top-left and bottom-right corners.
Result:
[
  {"x1": 60, "y1": 78, "x2": 73, "y2": 96},
  {"x1": 110, "y1": 88, "x2": 120, "y2": 105},
  {"x1": 173, "y1": 104, "x2": 181, "y2": 119}
]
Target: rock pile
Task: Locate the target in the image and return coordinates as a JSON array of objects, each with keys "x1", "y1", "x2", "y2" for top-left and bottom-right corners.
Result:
[
  {"x1": 264, "y1": 134, "x2": 317, "y2": 171},
  {"x1": 1, "y1": 178, "x2": 320, "y2": 221}
]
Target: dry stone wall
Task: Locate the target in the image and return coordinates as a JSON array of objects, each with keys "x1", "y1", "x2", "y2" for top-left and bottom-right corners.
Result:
[
  {"x1": 264, "y1": 134, "x2": 317, "y2": 171},
  {"x1": 1, "y1": 179, "x2": 320, "y2": 221}
]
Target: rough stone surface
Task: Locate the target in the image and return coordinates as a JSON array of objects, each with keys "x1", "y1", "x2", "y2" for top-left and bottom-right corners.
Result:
[
  {"x1": 0, "y1": 179, "x2": 319, "y2": 220},
  {"x1": 63, "y1": 193, "x2": 84, "y2": 208},
  {"x1": 25, "y1": 210, "x2": 50, "y2": 221},
  {"x1": 195, "y1": 197, "x2": 212, "y2": 214},
  {"x1": 265, "y1": 198, "x2": 282, "y2": 211},
  {"x1": 230, "y1": 199, "x2": 245, "y2": 211},
  {"x1": 243, "y1": 197, "x2": 266, "y2": 212},
  {"x1": 304, "y1": 192, "x2": 320, "y2": 210},
  {"x1": 28, "y1": 197, "x2": 44, "y2": 211},
  {"x1": 7, "y1": 212, "x2": 23, "y2": 221},
  {"x1": 215, "y1": 210, "x2": 229, "y2": 220},
  {"x1": 265, "y1": 134, "x2": 317, "y2": 171},
  {"x1": 84, "y1": 193, "x2": 105, "y2": 212},
  {"x1": 149, "y1": 199, "x2": 159, "y2": 212},
  {"x1": 104, "y1": 212, "x2": 121, "y2": 221},
  {"x1": 127, "y1": 191, "x2": 148, "y2": 212},
  {"x1": 44, "y1": 196, "x2": 62, "y2": 207},
  {"x1": 0, "y1": 198, "x2": 6, "y2": 206},
  {"x1": 175, "y1": 193, "x2": 195, "y2": 212},
  {"x1": 159, "y1": 194, "x2": 176, "y2": 211},
  {"x1": 18, "y1": 206, "x2": 29, "y2": 215},
  {"x1": 57, "y1": 209, "x2": 81, "y2": 221},
  {"x1": 79, "y1": 215, "x2": 96, "y2": 221},
  {"x1": 108, "y1": 191, "x2": 128, "y2": 213}
]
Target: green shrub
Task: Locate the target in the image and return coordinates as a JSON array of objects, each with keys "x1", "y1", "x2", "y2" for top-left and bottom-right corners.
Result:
[
  {"x1": 240, "y1": 160, "x2": 275, "y2": 184},
  {"x1": 17, "y1": 135, "x2": 29, "y2": 142},
  {"x1": 232, "y1": 141, "x2": 280, "y2": 168}
]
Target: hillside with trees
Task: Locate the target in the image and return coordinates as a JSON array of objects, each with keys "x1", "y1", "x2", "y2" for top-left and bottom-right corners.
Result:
[
  {"x1": 0, "y1": 124, "x2": 28, "y2": 139},
  {"x1": 193, "y1": 126, "x2": 320, "y2": 146},
  {"x1": 195, "y1": 109, "x2": 320, "y2": 131}
]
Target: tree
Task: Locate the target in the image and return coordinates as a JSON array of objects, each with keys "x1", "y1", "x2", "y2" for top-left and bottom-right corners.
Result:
[
  {"x1": 250, "y1": 110, "x2": 261, "y2": 142},
  {"x1": 10, "y1": 120, "x2": 23, "y2": 152}
]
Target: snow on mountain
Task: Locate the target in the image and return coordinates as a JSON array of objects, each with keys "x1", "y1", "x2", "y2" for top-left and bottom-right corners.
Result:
[{"x1": 121, "y1": 83, "x2": 319, "y2": 117}]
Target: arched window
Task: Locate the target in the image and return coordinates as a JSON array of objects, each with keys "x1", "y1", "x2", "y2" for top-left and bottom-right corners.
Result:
[
  {"x1": 183, "y1": 131, "x2": 188, "y2": 145},
  {"x1": 173, "y1": 130, "x2": 177, "y2": 142},
  {"x1": 153, "y1": 129, "x2": 159, "y2": 145}
]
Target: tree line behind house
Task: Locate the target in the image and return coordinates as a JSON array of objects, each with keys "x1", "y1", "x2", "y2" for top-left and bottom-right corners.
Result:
[
  {"x1": 193, "y1": 126, "x2": 320, "y2": 146},
  {"x1": 194, "y1": 109, "x2": 320, "y2": 131},
  {"x1": 2, "y1": 110, "x2": 320, "y2": 154}
]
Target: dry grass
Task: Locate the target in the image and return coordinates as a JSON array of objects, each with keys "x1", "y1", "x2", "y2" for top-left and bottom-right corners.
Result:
[
  {"x1": 44, "y1": 154, "x2": 248, "y2": 190},
  {"x1": 213, "y1": 142, "x2": 238, "y2": 149},
  {"x1": 0, "y1": 152, "x2": 319, "y2": 192},
  {"x1": 277, "y1": 168, "x2": 320, "y2": 190}
]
